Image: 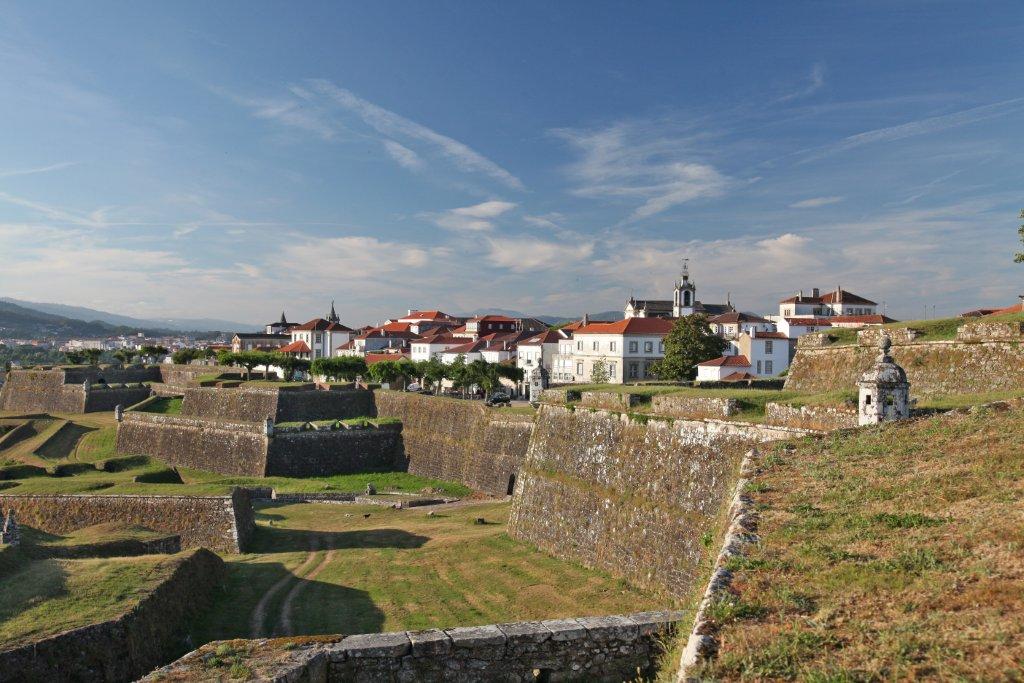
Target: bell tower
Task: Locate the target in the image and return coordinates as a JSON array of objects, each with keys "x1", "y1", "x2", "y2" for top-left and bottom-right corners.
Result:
[{"x1": 673, "y1": 258, "x2": 696, "y2": 317}]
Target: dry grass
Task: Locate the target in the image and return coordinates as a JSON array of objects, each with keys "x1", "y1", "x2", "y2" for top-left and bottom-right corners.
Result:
[{"x1": 697, "y1": 402, "x2": 1024, "y2": 681}]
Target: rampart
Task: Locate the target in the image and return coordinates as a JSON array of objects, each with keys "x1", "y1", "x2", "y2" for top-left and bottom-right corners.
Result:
[
  {"x1": 508, "y1": 405, "x2": 807, "y2": 598},
  {"x1": 144, "y1": 610, "x2": 682, "y2": 683},
  {"x1": 0, "y1": 366, "x2": 156, "y2": 414},
  {"x1": 0, "y1": 548, "x2": 225, "y2": 683},
  {"x1": 266, "y1": 424, "x2": 405, "y2": 477},
  {"x1": 786, "y1": 326, "x2": 1024, "y2": 395},
  {"x1": 649, "y1": 394, "x2": 739, "y2": 419},
  {"x1": 373, "y1": 391, "x2": 534, "y2": 496},
  {"x1": 764, "y1": 402, "x2": 858, "y2": 431},
  {"x1": 0, "y1": 489, "x2": 254, "y2": 553},
  {"x1": 179, "y1": 385, "x2": 375, "y2": 422}
]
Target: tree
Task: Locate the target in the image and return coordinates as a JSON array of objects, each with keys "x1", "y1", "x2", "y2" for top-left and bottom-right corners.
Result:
[
  {"x1": 446, "y1": 355, "x2": 470, "y2": 396},
  {"x1": 64, "y1": 350, "x2": 86, "y2": 365},
  {"x1": 420, "y1": 358, "x2": 446, "y2": 393},
  {"x1": 140, "y1": 345, "x2": 168, "y2": 362},
  {"x1": 82, "y1": 348, "x2": 103, "y2": 366},
  {"x1": 590, "y1": 359, "x2": 609, "y2": 384},
  {"x1": 394, "y1": 358, "x2": 417, "y2": 389},
  {"x1": 1016, "y1": 209, "x2": 1024, "y2": 263},
  {"x1": 113, "y1": 349, "x2": 135, "y2": 365},
  {"x1": 273, "y1": 353, "x2": 310, "y2": 381},
  {"x1": 367, "y1": 360, "x2": 402, "y2": 386},
  {"x1": 310, "y1": 356, "x2": 367, "y2": 382},
  {"x1": 171, "y1": 347, "x2": 204, "y2": 365},
  {"x1": 649, "y1": 314, "x2": 727, "y2": 382}
]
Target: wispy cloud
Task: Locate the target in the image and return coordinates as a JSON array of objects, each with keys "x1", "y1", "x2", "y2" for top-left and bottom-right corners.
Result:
[
  {"x1": 777, "y1": 62, "x2": 826, "y2": 103},
  {"x1": 426, "y1": 200, "x2": 516, "y2": 232},
  {"x1": 309, "y1": 80, "x2": 524, "y2": 190},
  {"x1": 790, "y1": 196, "x2": 843, "y2": 209},
  {"x1": 801, "y1": 97, "x2": 1024, "y2": 162},
  {"x1": 0, "y1": 191, "x2": 106, "y2": 227},
  {"x1": 209, "y1": 85, "x2": 342, "y2": 141},
  {"x1": 553, "y1": 121, "x2": 730, "y2": 221},
  {"x1": 485, "y1": 236, "x2": 594, "y2": 272},
  {"x1": 381, "y1": 139, "x2": 424, "y2": 170},
  {"x1": 0, "y1": 161, "x2": 77, "y2": 179}
]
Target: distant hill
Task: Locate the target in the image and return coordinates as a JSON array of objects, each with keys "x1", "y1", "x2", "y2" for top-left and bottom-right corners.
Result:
[
  {"x1": 0, "y1": 298, "x2": 258, "y2": 333},
  {"x1": 0, "y1": 300, "x2": 220, "y2": 340}
]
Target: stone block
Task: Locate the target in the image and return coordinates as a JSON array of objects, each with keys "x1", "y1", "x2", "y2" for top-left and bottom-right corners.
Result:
[
  {"x1": 541, "y1": 618, "x2": 587, "y2": 642},
  {"x1": 577, "y1": 614, "x2": 638, "y2": 641},
  {"x1": 628, "y1": 610, "x2": 686, "y2": 635},
  {"x1": 496, "y1": 620, "x2": 552, "y2": 644},
  {"x1": 445, "y1": 624, "x2": 507, "y2": 648},
  {"x1": 407, "y1": 628, "x2": 451, "y2": 656},
  {"x1": 339, "y1": 631, "x2": 411, "y2": 658}
]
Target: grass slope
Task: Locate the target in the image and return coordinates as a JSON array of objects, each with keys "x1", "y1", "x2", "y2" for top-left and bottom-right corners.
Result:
[
  {"x1": 697, "y1": 402, "x2": 1024, "y2": 681},
  {"x1": 193, "y1": 500, "x2": 662, "y2": 644}
]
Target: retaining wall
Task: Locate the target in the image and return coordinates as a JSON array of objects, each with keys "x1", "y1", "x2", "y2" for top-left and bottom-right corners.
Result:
[
  {"x1": 83, "y1": 386, "x2": 153, "y2": 412},
  {"x1": 143, "y1": 610, "x2": 683, "y2": 683},
  {"x1": 578, "y1": 391, "x2": 640, "y2": 411},
  {"x1": 266, "y1": 424, "x2": 405, "y2": 477},
  {"x1": 649, "y1": 395, "x2": 739, "y2": 420},
  {"x1": 785, "y1": 338, "x2": 1024, "y2": 395},
  {"x1": 764, "y1": 402, "x2": 857, "y2": 431},
  {"x1": 0, "y1": 548, "x2": 225, "y2": 683},
  {"x1": 156, "y1": 364, "x2": 235, "y2": 388},
  {"x1": 178, "y1": 386, "x2": 376, "y2": 423},
  {"x1": 0, "y1": 489, "x2": 254, "y2": 553},
  {"x1": 508, "y1": 405, "x2": 809, "y2": 598},
  {"x1": 0, "y1": 370, "x2": 85, "y2": 413},
  {"x1": 373, "y1": 392, "x2": 534, "y2": 496}
]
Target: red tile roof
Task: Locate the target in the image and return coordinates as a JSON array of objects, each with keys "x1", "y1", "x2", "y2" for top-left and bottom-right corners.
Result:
[
  {"x1": 278, "y1": 340, "x2": 311, "y2": 354},
  {"x1": 442, "y1": 340, "x2": 488, "y2": 354},
  {"x1": 989, "y1": 301, "x2": 1024, "y2": 315},
  {"x1": 365, "y1": 351, "x2": 409, "y2": 364},
  {"x1": 721, "y1": 371, "x2": 759, "y2": 381},
  {"x1": 403, "y1": 310, "x2": 453, "y2": 320},
  {"x1": 697, "y1": 355, "x2": 751, "y2": 367},
  {"x1": 468, "y1": 314, "x2": 517, "y2": 323},
  {"x1": 784, "y1": 317, "x2": 834, "y2": 326},
  {"x1": 292, "y1": 318, "x2": 354, "y2": 332},
  {"x1": 708, "y1": 312, "x2": 771, "y2": 324},
  {"x1": 413, "y1": 333, "x2": 462, "y2": 345},
  {"x1": 827, "y1": 315, "x2": 896, "y2": 324},
  {"x1": 751, "y1": 331, "x2": 789, "y2": 339},
  {"x1": 519, "y1": 330, "x2": 565, "y2": 345},
  {"x1": 573, "y1": 318, "x2": 675, "y2": 335}
]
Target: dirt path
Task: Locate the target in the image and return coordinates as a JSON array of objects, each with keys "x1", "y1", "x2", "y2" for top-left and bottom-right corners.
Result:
[
  {"x1": 278, "y1": 549, "x2": 336, "y2": 636},
  {"x1": 248, "y1": 543, "x2": 319, "y2": 638}
]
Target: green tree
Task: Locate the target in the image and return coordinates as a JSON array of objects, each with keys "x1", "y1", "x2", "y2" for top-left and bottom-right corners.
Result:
[
  {"x1": 1016, "y1": 209, "x2": 1024, "y2": 263},
  {"x1": 82, "y1": 348, "x2": 103, "y2": 366},
  {"x1": 113, "y1": 349, "x2": 134, "y2": 365},
  {"x1": 649, "y1": 314, "x2": 727, "y2": 382},
  {"x1": 367, "y1": 360, "x2": 401, "y2": 386},
  {"x1": 311, "y1": 356, "x2": 367, "y2": 382},
  {"x1": 64, "y1": 350, "x2": 86, "y2": 365},
  {"x1": 420, "y1": 357, "x2": 446, "y2": 393},
  {"x1": 273, "y1": 353, "x2": 311, "y2": 381},
  {"x1": 590, "y1": 359, "x2": 609, "y2": 384},
  {"x1": 446, "y1": 354, "x2": 470, "y2": 396}
]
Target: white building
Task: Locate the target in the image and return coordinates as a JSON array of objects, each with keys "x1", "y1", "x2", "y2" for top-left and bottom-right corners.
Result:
[
  {"x1": 559, "y1": 318, "x2": 674, "y2": 384},
  {"x1": 776, "y1": 287, "x2": 879, "y2": 319},
  {"x1": 708, "y1": 312, "x2": 775, "y2": 339},
  {"x1": 701, "y1": 329, "x2": 790, "y2": 380},
  {"x1": 515, "y1": 329, "x2": 567, "y2": 387},
  {"x1": 625, "y1": 259, "x2": 735, "y2": 319},
  {"x1": 775, "y1": 317, "x2": 833, "y2": 340},
  {"x1": 287, "y1": 318, "x2": 354, "y2": 360},
  {"x1": 409, "y1": 333, "x2": 464, "y2": 362},
  {"x1": 695, "y1": 355, "x2": 754, "y2": 382}
]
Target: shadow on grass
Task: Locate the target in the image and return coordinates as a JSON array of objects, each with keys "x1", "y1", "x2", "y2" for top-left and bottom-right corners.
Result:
[{"x1": 247, "y1": 526, "x2": 430, "y2": 553}]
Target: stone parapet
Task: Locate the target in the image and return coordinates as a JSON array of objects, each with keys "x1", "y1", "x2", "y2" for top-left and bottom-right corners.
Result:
[
  {"x1": 650, "y1": 394, "x2": 739, "y2": 419},
  {"x1": 143, "y1": 610, "x2": 684, "y2": 682},
  {"x1": 579, "y1": 390, "x2": 640, "y2": 410},
  {"x1": 956, "y1": 321, "x2": 1024, "y2": 342},
  {"x1": 764, "y1": 402, "x2": 857, "y2": 431},
  {"x1": 796, "y1": 332, "x2": 835, "y2": 348},
  {"x1": 858, "y1": 327, "x2": 921, "y2": 346}
]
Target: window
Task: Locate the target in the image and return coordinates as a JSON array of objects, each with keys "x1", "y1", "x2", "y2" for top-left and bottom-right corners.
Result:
[
  {"x1": 756, "y1": 360, "x2": 762, "y2": 374},
  {"x1": 610, "y1": 341, "x2": 617, "y2": 352},
  {"x1": 576, "y1": 362, "x2": 583, "y2": 375},
  {"x1": 658, "y1": 341, "x2": 664, "y2": 353},
  {"x1": 608, "y1": 362, "x2": 617, "y2": 377},
  {"x1": 592, "y1": 341, "x2": 599, "y2": 351},
  {"x1": 765, "y1": 360, "x2": 774, "y2": 374},
  {"x1": 644, "y1": 341, "x2": 653, "y2": 353},
  {"x1": 577, "y1": 341, "x2": 583, "y2": 351},
  {"x1": 765, "y1": 340, "x2": 773, "y2": 353},
  {"x1": 629, "y1": 363, "x2": 639, "y2": 378},
  {"x1": 629, "y1": 341, "x2": 638, "y2": 353}
]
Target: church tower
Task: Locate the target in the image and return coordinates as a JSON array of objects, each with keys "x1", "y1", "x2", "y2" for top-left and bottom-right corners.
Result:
[
  {"x1": 672, "y1": 258, "x2": 696, "y2": 317},
  {"x1": 326, "y1": 300, "x2": 340, "y2": 324}
]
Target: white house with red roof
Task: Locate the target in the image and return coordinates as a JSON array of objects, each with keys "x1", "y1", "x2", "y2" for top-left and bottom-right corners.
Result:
[
  {"x1": 344, "y1": 325, "x2": 419, "y2": 356},
  {"x1": 558, "y1": 317, "x2": 674, "y2": 384},
  {"x1": 776, "y1": 287, "x2": 879, "y2": 319},
  {"x1": 776, "y1": 317, "x2": 833, "y2": 340},
  {"x1": 731, "y1": 329, "x2": 790, "y2": 377},
  {"x1": 286, "y1": 317, "x2": 354, "y2": 360},
  {"x1": 516, "y1": 329, "x2": 568, "y2": 385},
  {"x1": 409, "y1": 333, "x2": 466, "y2": 362},
  {"x1": 393, "y1": 309, "x2": 465, "y2": 335},
  {"x1": 696, "y1": 355, "x2": 754, "y2": 382},
  {"x1": 707, "y1": 311, "x2": 775, "y2": 339}
]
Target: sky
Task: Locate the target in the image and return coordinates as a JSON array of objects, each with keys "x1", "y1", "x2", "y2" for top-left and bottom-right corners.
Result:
[{"x1": 1, "y1": 1, "x2": 1022, "y2": 326}]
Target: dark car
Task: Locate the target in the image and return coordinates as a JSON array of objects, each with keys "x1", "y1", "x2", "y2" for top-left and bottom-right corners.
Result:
[{"x1": 485, "y1": 392, "x2": 511, "y2": 407}]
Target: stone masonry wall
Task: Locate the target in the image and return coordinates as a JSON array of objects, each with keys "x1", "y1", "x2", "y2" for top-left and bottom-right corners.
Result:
[
  {"x1": 649, "y1": 395, "x2": 739, "y2": 420},
  {"x1": 578, "y1": 391, "x2": 640, "y2": 411},
  {"x1": 764, "y1": 402, "x2": 857, "y2": 431},
  {"x1": 116, "y1": 412, "x2": 269, "y2": 476},
  {"x1": 956, "y1": 321, "x2": 1024, "y2": 342},
  {"x1": 144, "y1": 610, "x2": 683, "y2": 683},
  {"x1": 157, "y1": 364, "x2": 236, "y2": 388},
  {"x1": 0, "y1": 491, "x2": 254, "y2": 553},
  {"x1": 785, "y1": 339, "x2": 1024, "y2": 395},
  {"x1": 83, "y1": 385, "x2": 153, "y2": 412},
  {"x1": 508, "y1": 405, "x2": 806, "y2": 598},
  {"x1": 0, "y1": 548, "x2": 225, "y2": 683},
  {"x1": 373, "y1": 391, "x2": 534, "y2": 496},
  {"x1": 179, "y1": 386, "x2": 376, "y2": 423},
  {"x1": 265, "y1": 424, "x2": 405, "y2": 477},
  {"x1": 0, "y1": 370, "x2": 85, "y2": 413}
]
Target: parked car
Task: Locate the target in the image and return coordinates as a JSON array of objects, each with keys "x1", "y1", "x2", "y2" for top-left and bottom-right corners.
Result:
[
  {"x1": 405, "y1": 382, "x2": 422, "y2": 392},
  {"x1": 485, "y1": 392, "x2": 511, "y2": 407}
]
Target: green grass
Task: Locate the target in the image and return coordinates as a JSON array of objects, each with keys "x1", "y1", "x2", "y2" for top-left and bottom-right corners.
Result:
[
  {"x1": 698, "y1": 401, "x2": 1024, "y2": 680},
  {"x1": 827, "y1": 311, "x2": 1024, "y2": 346},
  {"x1": 915, "y1": 390, "x2": 1024, "y2": 410},
  {"x1": 0, "y1": 553, "x2": 178, "y2": 647},
  {"x1": 274, "y1": 416, "x2": 402, "y2": 429},
  {"x1": 136, "y1": 396, "x2": 182, "y2": 414},
  {"x1": 192, "y1": 500, "x2": 664, "y2": 643}
]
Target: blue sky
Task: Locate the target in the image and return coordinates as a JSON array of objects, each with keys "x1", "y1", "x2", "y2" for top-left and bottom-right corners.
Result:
[{"x1": 1, "y1": 1, "x2": 1022, "y2": 325}]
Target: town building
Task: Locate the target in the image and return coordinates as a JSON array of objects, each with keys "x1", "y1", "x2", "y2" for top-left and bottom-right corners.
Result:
[
  {"x1": 707, "y1": 311, "x2": 775, "y2": 339},
  {"x1": 695, "y1": 355, "x2": 754, "y2": 382},
  {"x1": 557, "y1": 317, "x2": 674, "y2": 384},
  {"x1": 624, "y1": 260, "x2": 734, "y2": 319},
  {"x1": 287, "y1": 317, "x2": 354, "y2": 359},
  {"x1": 730, "y1": 330, "x2": 790, "y2": 377},
  {"x1": 776, "y1": 287, "x2": 879, "y2": 319},
  {"x1": 265, "y1": 312, "x2": 298, "y2": 335},
  {"x1": 231, "y1": 332, "x2": 290, "y2": 353},
  {"x1": 409, "y1": 333, "x2": 465, "y2": 362},
  {"x1": 515, "y1": 329, "x2": 568, "y2": 391}
]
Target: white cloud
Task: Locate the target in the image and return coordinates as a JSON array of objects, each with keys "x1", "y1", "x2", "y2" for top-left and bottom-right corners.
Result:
[
  {"x1": 381, "y1": 140, "x2": 424, "y2": 170},
  {"x1": 486, "y1": 236, "x2": 594, "y2": 272},
  {"x1": 790, "y1": 196, "x2": 844, "y2": 208},
  {"x1": 427, "y1": 200, "x2": 516, "y2": 232},
  {"x1": 778, "y1": 62, "x2": 826, "y2": 103},
  {"x1": 523, "y1": 213, "x2": 563, "y2": 230},
  {"x1": 279, "y1": 236, "x2": 433, "y2": 278},
  {"x1": 0, "y1": 161, "x2": 77, "y2": 179},
  {"x1": 309, "y1": 80, "x2": 524, "y2": 190},
  {"x1": 553, "y1": 122, "x2": 730, "y2": 221}
]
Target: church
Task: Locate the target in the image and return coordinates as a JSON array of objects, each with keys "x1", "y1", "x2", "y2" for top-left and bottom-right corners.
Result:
[{"x1": 624, "y1": 260, "x2": 735, "y2": 319}]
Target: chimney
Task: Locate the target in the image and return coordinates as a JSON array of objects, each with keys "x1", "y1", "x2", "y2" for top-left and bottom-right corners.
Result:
[
  {"x1": 407, "y1": 309, "x2": 413, "y2": 316},
  {"x1": 799, "y1": 289, "x2": 803, "y2": 298},
  {"x1": 812, "y1": 287, "x2": 820, "y2": 298}
]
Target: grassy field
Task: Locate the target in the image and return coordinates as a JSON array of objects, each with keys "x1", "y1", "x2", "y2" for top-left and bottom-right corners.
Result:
[
  {"x1": 697, "y1": 402, "x2": 1024, "y2": 681},
  {"x1": 0, "y1": 553, "x2": 179, "y2": 648},
  {"x1": 193, "y1": 500, "x2": 665, "y2": 644},
  {"x1": 826, "y1": 310, "x2": 1024, "y2": 346},
  {"x1": 137, "y1": 396, "x2": 183, "y2": 414}
]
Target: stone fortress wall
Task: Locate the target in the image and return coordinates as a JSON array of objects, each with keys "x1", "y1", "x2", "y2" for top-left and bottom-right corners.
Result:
[
  {"x1": 508, "y1": 405, "x2": 804, "y2": 598},
  {"x1": 0, "y1": 548, "x2": 225, "y2": 683},
  {"x1": 145, "y1": 610, "x2": 683, "y2": 683},
  {"x1": 786, "y1": 322, "x2": 1024, "y2": 395},
  {"x1": 179, "y1": 385, "x2": 375, "y2": 423},
  {"x1": 373, "y1": 391, "x2": 535, "y2": 496},
  {"x1": 0, "y1": 488, "x2": 255, "y2": 553}
]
